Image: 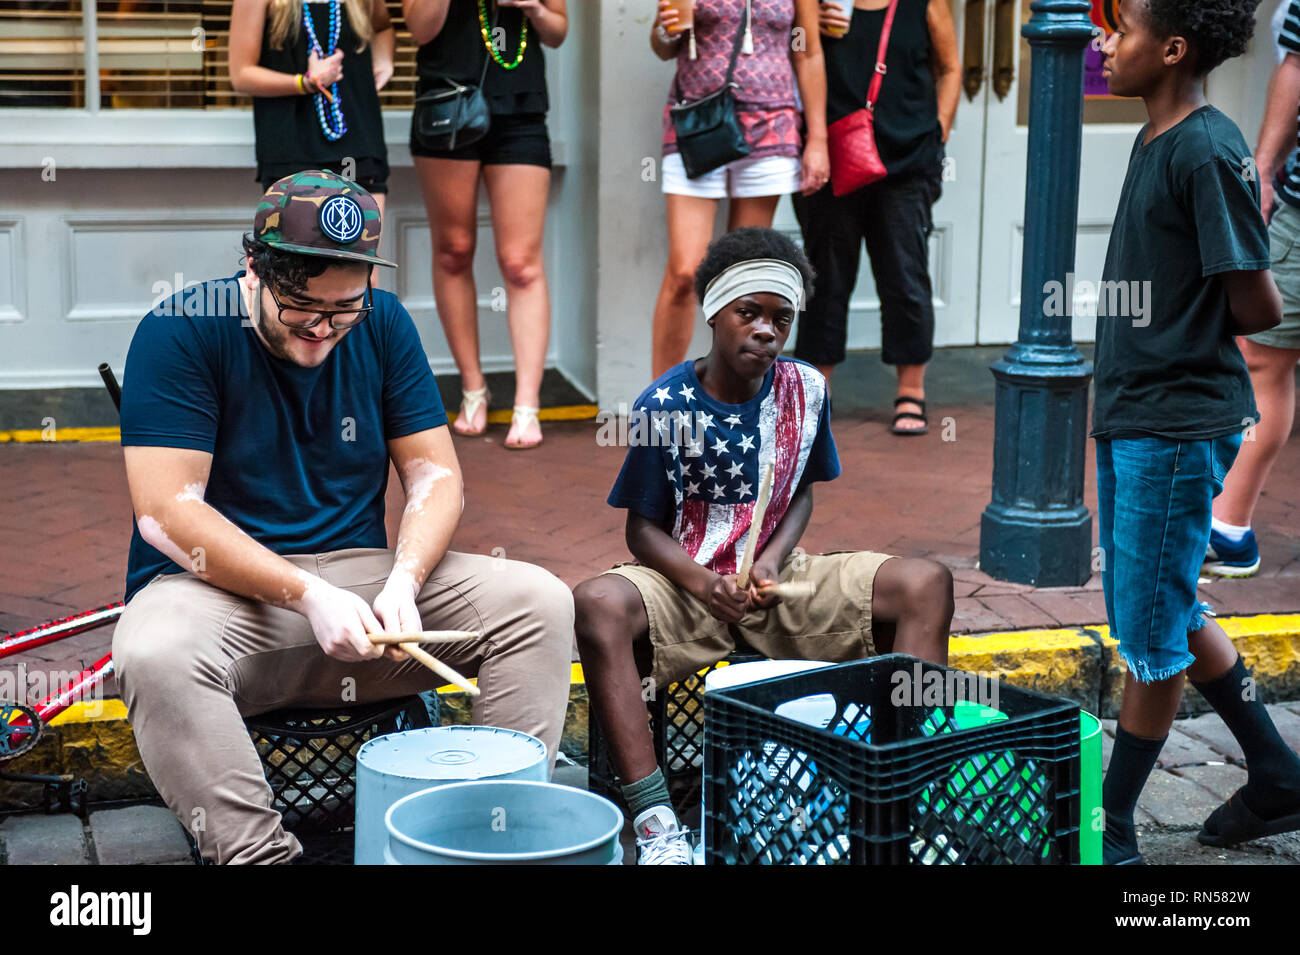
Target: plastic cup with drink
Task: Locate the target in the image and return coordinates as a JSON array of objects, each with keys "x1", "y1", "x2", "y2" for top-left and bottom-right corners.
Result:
[{"x1": 824, "y1": 0, "x2": 852, "y2": 37}]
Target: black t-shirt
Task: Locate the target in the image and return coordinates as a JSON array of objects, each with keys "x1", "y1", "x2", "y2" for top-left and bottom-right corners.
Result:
[
  {"x1": 1092, "y1": 106, "x2": 1268, "y2": 441},
  {"x1": 823, "y1": 0, "x2": 941, "y2": 178},
  {"x1": 414, "y1": 0, "x2": 548, "y2": 115},
  {"x1": 253, "y1": 0, "x2": 389, "y2": 182}
]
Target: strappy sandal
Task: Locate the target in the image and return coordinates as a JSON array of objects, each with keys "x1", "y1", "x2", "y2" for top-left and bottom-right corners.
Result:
[
  {"x1": 452, "y1": 385, "x2": 490, "y2": 436},
  {"x1": 1197, "y1": 788, "x2": 1300, "y2": 847},
  {"x1": 890, "y1": 396, "x2": 928, "y2": 436},
  {"x1": 505, "y1": 405, "x2": 543, "y2": 450}
]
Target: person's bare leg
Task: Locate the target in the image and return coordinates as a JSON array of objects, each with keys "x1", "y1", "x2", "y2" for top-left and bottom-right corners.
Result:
[
  {"x1": 414, "y1": 156, "x2": 488, "y2": 434},
  {"x1": 483, "y1": 163, "x2": 552, "y2": 447},
  {"x1": 894, "y1": 363, "x2": 928, "y2": 433},
  {"x1": 1213, "y1": 340, "x2": 1300, "y2": 527},
  {"x1": 725, "y1": 194, "x2": 780, "y2": 231},
  {"x1": 868, "y1": 557, "x2": 952, "y2": 665},
  {"x1": 373, "y1": 192, "x2": 386, "y2": 219},
  {"x1": 652, "y1": 194, "x2": 719, "y2": 378},
  {"x1": 573, "y1": 576, "x2": 658, "y2": 784}
]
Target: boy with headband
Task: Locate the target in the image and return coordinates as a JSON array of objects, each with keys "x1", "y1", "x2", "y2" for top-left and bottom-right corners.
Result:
[{"x1": 573, "y1": 227, "x2": 954, "y2": 865}]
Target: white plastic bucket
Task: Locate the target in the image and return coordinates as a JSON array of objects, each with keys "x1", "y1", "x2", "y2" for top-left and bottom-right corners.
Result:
[
  {"x1": 384, "y1": 780, "x2": 624, "y2": 865},
  {"x1": 354, "y1": 725, "x2": 548, "y2": 865}
]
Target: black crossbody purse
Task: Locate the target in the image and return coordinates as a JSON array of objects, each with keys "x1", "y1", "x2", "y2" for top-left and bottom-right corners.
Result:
[
  {"x1": 669, "y1": 15, "x2": 752, "y2": 179},
  {"x1": 410, "y1": 10, "x2": 495, "y2": 152}
]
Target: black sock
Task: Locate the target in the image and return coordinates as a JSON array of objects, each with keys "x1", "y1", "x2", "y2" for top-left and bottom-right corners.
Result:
[
  {"x1": 1193, "y1": 656, "x2": 1300, "y2": 817},
  {"x1": 1103, "y1": 727, "x2": 1166, "y2": 860}
]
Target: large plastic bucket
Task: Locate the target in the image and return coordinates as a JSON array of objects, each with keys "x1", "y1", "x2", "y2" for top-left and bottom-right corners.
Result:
[
  {"x1": 355, "y1": 725, "x2": 548, "y2": 864},
  {"x1": 385, "y1": 780, "x2": 624, "y2": 865},
  {"x1": 1079, "y1": 711, "x2": 1103, "y2": 866}
]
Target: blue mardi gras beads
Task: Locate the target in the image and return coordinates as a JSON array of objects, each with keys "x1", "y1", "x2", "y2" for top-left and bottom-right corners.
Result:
[{"x1": 302, "y1": 0, "x2": 347, "y2": 141}]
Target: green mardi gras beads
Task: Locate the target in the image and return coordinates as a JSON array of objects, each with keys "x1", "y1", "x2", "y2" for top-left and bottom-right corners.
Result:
[{"x1": 477, "y1": 0, "x2": 529, "y2": 70}]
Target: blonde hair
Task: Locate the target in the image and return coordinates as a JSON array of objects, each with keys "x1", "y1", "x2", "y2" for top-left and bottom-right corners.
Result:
[{"x1": 266, "y1": 0, "x2": 374, "y2": 52}]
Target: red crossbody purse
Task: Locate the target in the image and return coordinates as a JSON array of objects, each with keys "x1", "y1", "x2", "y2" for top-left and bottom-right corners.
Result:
[{"x1": 827, "y1": 0, "x2": 899, "y2": 197}]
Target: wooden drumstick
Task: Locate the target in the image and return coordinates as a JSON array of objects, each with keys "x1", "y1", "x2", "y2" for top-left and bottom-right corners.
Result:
[
  {"x1": 370, "y1": 630, "x2": 480, "y2": 646},
  {"x1": 736, "y1": 463, "x2": 775, "y2": 589},
  {"x1": 756, "y1": 581, "x2": 817, "y2": 599},
  {"x1": 397, "y1": 643, "x2": 481, "y2": 697}
]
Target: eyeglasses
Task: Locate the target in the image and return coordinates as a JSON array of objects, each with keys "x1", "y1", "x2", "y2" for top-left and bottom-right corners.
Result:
[{"x1": 265, "y1": 279, "x2": 374, "y2": 330}]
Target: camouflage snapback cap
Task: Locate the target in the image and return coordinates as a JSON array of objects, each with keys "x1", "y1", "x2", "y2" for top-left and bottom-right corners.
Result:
[{"x1": 253, "y1": 170, "x2": 396, "y2": 268}]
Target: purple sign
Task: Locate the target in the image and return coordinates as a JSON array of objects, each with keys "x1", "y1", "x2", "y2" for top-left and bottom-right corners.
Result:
[{"x1": 1084, "y1": 45, "x2": 1109, "y2": 97}]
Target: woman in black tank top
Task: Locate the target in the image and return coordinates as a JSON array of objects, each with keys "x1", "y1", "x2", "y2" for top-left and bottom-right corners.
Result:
[
  {"x1": 229, "y1": 0, "x2": 394, "y2": 208},
  {"x1": 793, "y1": 0, "x2": 960, "y2": 435},
  {"x1": 404, "y1": 0, "x2": 569, "y2": 450}
]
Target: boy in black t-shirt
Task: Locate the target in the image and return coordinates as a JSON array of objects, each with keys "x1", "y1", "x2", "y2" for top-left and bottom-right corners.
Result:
[{"x1": 1094, "y1": 0, "x2": 1300, "y2": 864}]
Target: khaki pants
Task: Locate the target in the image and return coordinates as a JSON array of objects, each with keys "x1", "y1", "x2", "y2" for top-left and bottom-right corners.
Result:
[{"x1": 113, "y1": 547, "x2": 574, "y2": 864}]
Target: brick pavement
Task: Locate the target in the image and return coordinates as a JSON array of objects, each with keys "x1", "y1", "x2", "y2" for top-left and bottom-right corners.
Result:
[{"x1": 1, "y1": 396, "x2": 1298, "y2": 696}]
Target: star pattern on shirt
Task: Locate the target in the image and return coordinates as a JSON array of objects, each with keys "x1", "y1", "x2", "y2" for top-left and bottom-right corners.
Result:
[
  {"x1": 685, "y1": 480, "x2": 701, "y2": 496},
  {"x1": 701, "y1": 463, "x2": 717, "y2": 479},
  {"x1": 653, "y1": 386, "x2": 671, "y2": 405},
  {"x1": 678, "y1": 385, "x2": 695, "y2": 402},
  {"x1": 710, "y1": 483, "x2": 727, "y2": 500},
  {"x1": 725, "y1": 460, "x2": 744, "y2": 478},
  {"x1": 696, "y1": 412, "x2": 714, "y2": 432},
  {"x1": 711, "y1": 437, "x2": 729, "y2": 456},
  {"x1": 724, "y1": 414, "x2": 743, "y2": 427},
  {"x1": 737, "y1": 434, "x2": 756, "y2": 453},
  {"x1": 735, "y1": 479, "x2": 753, "y2": 498}
]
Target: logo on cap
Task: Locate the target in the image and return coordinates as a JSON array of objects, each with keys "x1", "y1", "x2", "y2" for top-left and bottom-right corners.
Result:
[{"x1": 319, "y1": 195, "x2": 363, "y2": 244}]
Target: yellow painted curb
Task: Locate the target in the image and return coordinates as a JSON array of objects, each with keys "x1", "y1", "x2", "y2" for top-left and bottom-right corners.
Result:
[
  {"x1": 0, "y1": 426, "x2": 122, "y2": 444},
  {"x1": 0, "y1": 405, "x2": 601, "y2": 444},
  {"x1": 453, "y1": 404, "x2": 599, "y2": 425}
]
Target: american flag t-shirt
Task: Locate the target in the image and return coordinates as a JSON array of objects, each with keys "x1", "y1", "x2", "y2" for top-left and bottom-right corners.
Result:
[{"x1": 607, "y1": 357, "x2": 840, "y2": 575}]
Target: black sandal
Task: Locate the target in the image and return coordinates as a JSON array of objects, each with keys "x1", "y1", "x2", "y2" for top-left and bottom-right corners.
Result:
[
  {"x1": 1197, "y1": 788, "x2": 1300, "y2": 847},
  {"x1": 891, "y1": 396, "x2": 928, "y2": 436}
]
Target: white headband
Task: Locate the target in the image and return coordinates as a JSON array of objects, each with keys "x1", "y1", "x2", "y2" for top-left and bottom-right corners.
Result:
[{"x1": 701, "y1": 258, "x2": 806, "y2": 320}]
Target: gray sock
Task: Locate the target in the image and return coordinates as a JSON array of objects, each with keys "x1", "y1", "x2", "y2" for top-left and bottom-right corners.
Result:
[{"x1": 621, "y1": 767, "x2": 673, "y2": 821}]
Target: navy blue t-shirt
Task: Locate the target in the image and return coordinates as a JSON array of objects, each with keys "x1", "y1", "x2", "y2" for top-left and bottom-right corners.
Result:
[
  {"x1": 120, "y1": 273, "x2": 447, "y2": 601},
  {"x1": 606, "y1": 357, "x2": 839, "y2": 576}
]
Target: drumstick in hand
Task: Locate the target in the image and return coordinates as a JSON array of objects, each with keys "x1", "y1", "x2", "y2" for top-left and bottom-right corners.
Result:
[{"x1": 736, "y1": 463, "x2": 774, "y2": 589}]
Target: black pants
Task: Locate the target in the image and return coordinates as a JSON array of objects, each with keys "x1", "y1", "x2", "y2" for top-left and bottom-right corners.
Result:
[{"x1": 792, "y1": 168, "x2": 941, "y2": 367}]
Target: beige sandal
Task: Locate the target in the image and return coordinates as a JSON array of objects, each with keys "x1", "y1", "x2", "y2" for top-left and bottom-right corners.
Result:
[
  {"x1": 504, "y1": 405, "x2": 543, "y2": 450},
  {"x1": 453, "y1": 385, "x2": 490, "y2": 436}
]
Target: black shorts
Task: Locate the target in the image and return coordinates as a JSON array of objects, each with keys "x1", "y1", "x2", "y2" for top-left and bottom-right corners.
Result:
[
  {"x1": 409, "y1": 112, "x2": 552, "y2": 168},
  {"x1": 258, "y1": 156, "x2": 390, "y2": 194}
]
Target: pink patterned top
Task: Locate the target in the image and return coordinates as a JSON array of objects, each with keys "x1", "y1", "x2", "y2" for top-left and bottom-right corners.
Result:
[{"x1": 662, "y1": 0, "x2": 803, "y2": 161}]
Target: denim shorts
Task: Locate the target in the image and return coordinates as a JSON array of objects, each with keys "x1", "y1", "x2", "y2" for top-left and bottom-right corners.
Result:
[{"x1": 1096, "y1": 432, "x2": 1243, "y2": 683}]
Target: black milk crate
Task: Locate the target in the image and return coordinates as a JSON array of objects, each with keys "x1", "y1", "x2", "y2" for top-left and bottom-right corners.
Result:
[
  {"x1": 588, "y1": 651, "x2": 764, "y2": 818},
  {"x1": 238, "y1": 697, "x2": 431, "y2": 863},
  {"x1": 703, "y1": 655, "x2": 1081, "y2": 865},
  {"x1": 186, "y1": 696, "x2": 436, "y2": 864}
]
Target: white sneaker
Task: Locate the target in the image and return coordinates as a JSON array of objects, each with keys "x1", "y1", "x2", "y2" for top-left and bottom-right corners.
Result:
[{"x1": 633, "y1": 805, "x2": 695, "y2": 865}]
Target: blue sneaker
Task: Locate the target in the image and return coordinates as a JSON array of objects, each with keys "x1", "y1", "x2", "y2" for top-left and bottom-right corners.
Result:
[{"x1": 1203, "y1": 527, "x2": 1260, "y2": 578}]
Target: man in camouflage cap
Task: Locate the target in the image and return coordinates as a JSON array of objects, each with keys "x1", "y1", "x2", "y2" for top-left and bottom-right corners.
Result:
[{"x1": 111, "y1": 171, "x2": 574, "y2": 864}]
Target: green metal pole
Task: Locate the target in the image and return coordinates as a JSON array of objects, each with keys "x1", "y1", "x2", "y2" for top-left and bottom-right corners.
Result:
[{"x1": 979, "y1": 0, "x2": 1096, "y2": 586}]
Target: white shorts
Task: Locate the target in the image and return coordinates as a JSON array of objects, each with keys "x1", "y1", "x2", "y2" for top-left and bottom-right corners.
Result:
[{"x1": 661, "y1": 152, "x2": 802, "y2": 199}]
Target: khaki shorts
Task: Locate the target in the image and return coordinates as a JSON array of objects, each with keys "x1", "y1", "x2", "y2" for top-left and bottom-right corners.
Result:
[
  {"x1": 604, "y1": 550, "x2": 895, "y2": 688},
  {"x1": 1256, "y1": 201, "x2": 1300, "y2": 350}
]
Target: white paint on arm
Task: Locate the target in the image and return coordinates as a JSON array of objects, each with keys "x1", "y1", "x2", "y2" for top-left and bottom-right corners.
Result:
[
  {"x1": 136, "y1": 514, "x2": 193, "y2": 569},
  {"x1": 392, "y1": 457, "x2": 454, "y2": 582},
  {"x1": 175, "y1": 482, "x2": 206, "y2": 503},
  {"x1": 400, "y1": 457, "x2": 453, "y2": 518}
]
